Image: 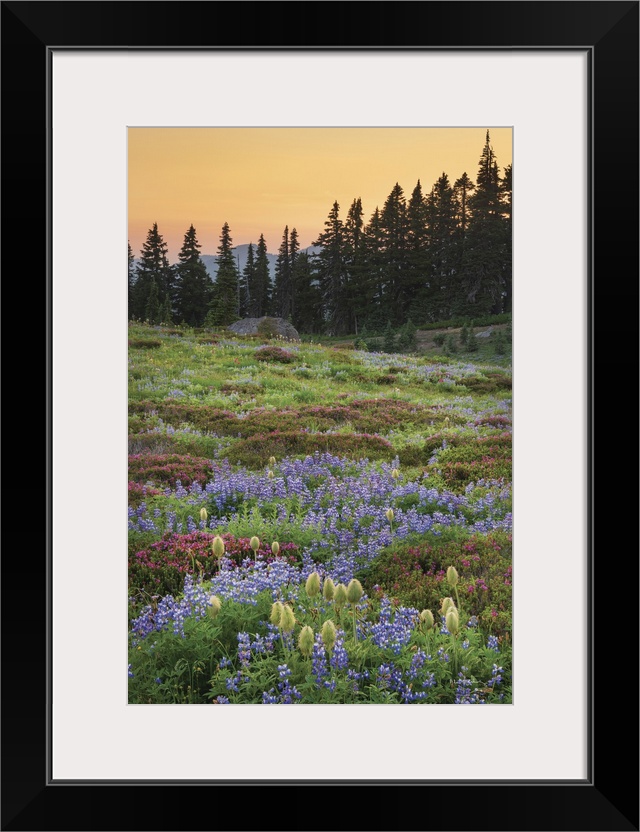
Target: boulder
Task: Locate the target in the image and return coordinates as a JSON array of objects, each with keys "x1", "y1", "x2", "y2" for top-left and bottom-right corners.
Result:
[{"x1": 227, "y1": 316, "x2": 301, "y2": 342}]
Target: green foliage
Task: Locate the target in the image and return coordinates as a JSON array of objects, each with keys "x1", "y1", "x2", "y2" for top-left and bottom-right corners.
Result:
[
  {"x1": 256, "y1": 318, "x2": 281, "y2": 339},
  {"x1": 225, "y1": 431, "x2": 396, "y2": 468},
  {"x1": 360, "y1": 530, "x2": 512, "y2": 636},
  {"x1": 129, "y1": 586, "x2": 511, "y2": 704},
  {"x1": 382, "y1": 321, "x2": 396, "y2": 353}
]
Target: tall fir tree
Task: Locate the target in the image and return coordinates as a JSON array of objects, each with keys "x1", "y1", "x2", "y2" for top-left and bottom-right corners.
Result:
[
  {"x1": 128, "y1": 241, "x2": 135, "y2": 314},
  {"x1": 131, "y1": 223, "x2": 173, "y2": 322},
  {"x1": 289, "y1": 227, "x2": 300, "y2": 322},
  {"x1": 173, "y1": 224, "x2": 212, "y2": 326},
  {"x1": 405, "y1": 180, "x2": 430, "y2": 319},
  {"x1": 380, "y1": 183, "x2": 409, "y2": 324},
  {"x1": 461, "y1": 131, "x2": 509, "y2": 315},
  {"x1": 343, "y1": 198, "x2": 365, "y2": 333},
  {"x1": 425, "y1": 172, "x2": 459, "y2": 320},
  {"x1": 239, "y1": 242, "x2": 255, "y2": 318},
  {"x1": 312, "y1": 201, "x2": 348, "y2": 335},
  {"x1": 205, "y1": 222, "x2": 239, "y2": 327},
  {"x1": 360, "y1": 206, "x2": 387, "y2": 332},
  {"x1": 252, "y1": 234, "x2": 271, "y2": 316},
  {"x1": 291, "y1": 252, "x2": 323, "y2": 334},
  {"x1": 273, "y1": 226, "x2": 293, "y2": 320},
  {"x1": 499, "y1": 163, "x2": 513, "y2": 313},
  {"x1": 144, "y1": 277, "x2": 161, "y2": 324}
]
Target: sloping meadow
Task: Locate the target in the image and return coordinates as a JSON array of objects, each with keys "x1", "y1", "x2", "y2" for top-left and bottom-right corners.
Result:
[{"x1": 128, "y1": 323, "x2": 512, "y2": 704}]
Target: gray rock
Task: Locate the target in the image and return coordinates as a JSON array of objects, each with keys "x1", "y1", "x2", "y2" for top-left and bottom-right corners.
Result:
[
  {"x1": 475, "y1": 327, "x2": 493, "y2": 338},
  {"x1": 227, "y1": 316, "x2": 301, "y2": 342}
]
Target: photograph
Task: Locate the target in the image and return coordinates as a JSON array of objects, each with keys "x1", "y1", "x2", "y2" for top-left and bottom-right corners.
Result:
[
  {"x1": 127, "y1": 126, "x2": 514, "y2": 706},
  {"x1": 2, "y1": 0, "x2": 637, "y2": 828}
]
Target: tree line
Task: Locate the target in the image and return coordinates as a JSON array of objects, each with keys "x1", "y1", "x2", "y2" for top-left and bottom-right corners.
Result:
[{"x1": 129, "y1": 131, "x2": 511, "y2": 335}]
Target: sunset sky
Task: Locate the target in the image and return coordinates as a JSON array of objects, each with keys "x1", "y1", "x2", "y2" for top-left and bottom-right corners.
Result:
[{"x1": 128, "y1": 127, "x2": 512, "y2": 262}]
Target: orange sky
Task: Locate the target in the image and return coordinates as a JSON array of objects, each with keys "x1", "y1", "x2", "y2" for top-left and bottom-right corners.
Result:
[{"x1": 128, "y1": 127, "x2": 512, "y2": 261}]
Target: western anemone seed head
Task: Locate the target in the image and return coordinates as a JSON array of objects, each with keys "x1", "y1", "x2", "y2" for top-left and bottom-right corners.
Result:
[
  {"x1": 270, "y1": 601, "x2": 283, "y2": 627},
  {"x1": 271, "y1": 541, "x2": 280, "y2": 556},
  {"x1": 420, "y1": 609, "x2": 434, "y2": 630},
  {"x1": 212, "y1": 535, "x2": 225, "y2": 559},
  {"x1": 280, "y1": 604, "x2": 296, "y2": 633},
  {"x1": 323, "y1": 577, "x2": 336, "y2": 601},
  {"x1": 346, "y1": 578, "x2": 364, "y2": 605},
  {"x1": 305, "y1": 571, "x2": 321, "y2": 598},
  {"x1": 385, "y1": 508, "x2": 394, "y2": 523},
  {"x1": 250, "y1": 536, "x2": 260, "y2": 553},
  {"x1": 267, "y1": 470, "x2": 274, "y2": 479},
  {"x1": 207, "y1": 595, "x2": 222, "y2": 619},
  {"x1": 391, "y1": 468, "x2": 400, "y2": 479},
  {"x1": 200, "y1": 507, "x2": 208, "y2": 523},
  {"x1": 334, "y1": 583, "x2": 348, "y2": 609},
  {"x1": 446, "y1": 566, "x2": 459, "y2": 587},
  {"x1": 440, "y1": 597, "x2": 455, "y2": 616},
  {"x1": 446, "y1": 606, "x2": 460, "y2": 636},
  {"x1": 298, "y1": 625, "x2": 314, "y2": 658},
  {"x1": 269, "y1": 456, "x2": 276, "y2": 466},
  {"x1": 321, "y1": 619, "x2": 337, "y2": 651}
]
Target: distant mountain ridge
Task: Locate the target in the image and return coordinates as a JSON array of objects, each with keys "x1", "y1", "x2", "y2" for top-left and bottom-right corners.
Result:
[{"x1": 200, "y1": 244, "x2": 320, "y2": 280}]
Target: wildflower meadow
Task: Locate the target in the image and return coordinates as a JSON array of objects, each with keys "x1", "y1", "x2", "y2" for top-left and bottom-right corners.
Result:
[{"x1": 127, "y1": 321, "x2": 512, "y2": 704}]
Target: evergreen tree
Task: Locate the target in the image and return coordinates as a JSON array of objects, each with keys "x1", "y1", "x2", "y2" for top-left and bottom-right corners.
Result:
[
  {"x1": 173, "y1": 224, "x2": 211, "y2": 326},
  {"x1": 273, "y1": 226, "x2": 293, "y2": 319},
  {"x1": 405, "y1": 180, "x2": 429, "y2": 315},
  {"x1": 360, "y1": 207, "x2": 387, "y2": 332},
  {"x1": 460, "y1": 131, "x2": 509, "y2": 316},
  {"x1": 312, "y1": 201, "x2": 349, "y2": 335},
  {"x1": 144, "y1": 277, "x2": 161, "y2": 324},
  {"x1": 205, "y1": 222, "x2": 239, "y2": 327},
  {"x1": 239, "y1": 242, "x2": 255, "y2": 318},
  {"x1": 132, "y1": 223, "x2": 173, "y2": 321},
  {"x1": 289, "y1": 228, "x2": 300, "y2": 321},
  {"x1": 251, "y1": 234, "x2": 271, "y2": 317},
  {"x1": 291, "y1": 252, "x2": 323, "y2": 334},
  {"x1": 343, "y1": 198, "x2": 365, "y2": 333},
  {"x1": 380, "y1": 183, "x2": 409, "y2": 324},
  {"x1": 383, "y1": 321, "x2": 396, "y2": 353},
  {"x1": 499, "y1": 163, "x2": 513, "y2": 313},
  {"x1": 128, "y1": 241, "x2": 135, "y2": 315},
  {"x1": 425, "y1": 173, "x2": 459, "y2": 320}
]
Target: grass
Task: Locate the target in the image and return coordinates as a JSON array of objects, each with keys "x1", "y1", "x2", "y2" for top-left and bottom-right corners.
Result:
[{"x1": 128, "y1": 320, "x2": 512, "y2": 704}]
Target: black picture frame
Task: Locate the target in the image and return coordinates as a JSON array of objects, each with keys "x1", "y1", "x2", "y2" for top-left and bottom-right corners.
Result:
[{"x1": 2, "y1": 2, "x2": 638, "y2": 830}]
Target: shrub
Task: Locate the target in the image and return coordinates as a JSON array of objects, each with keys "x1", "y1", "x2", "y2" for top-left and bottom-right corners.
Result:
[
  {"x1": 255, "y1": 346, "x2": 295, "y2": 364},
  {"x1": 129, "y1": 337, "x2": 162, "y2": 349},
  {"x1": 256, "y1": 318, "x2": 281, "y2": 339},
  {"x1": 225, "y1": 431, "x2": 396, "y2": 467},
  {"x1": 129, "y1": 532, "x2": 301, "y2": 607},
  {"x1": 128, "y1": 454, "x2": 213, "y2": 487},
  {"x1": 360, "y1": 530, "x2": 512, "y2": 636},
  {"x1": 433, "y1": 333, "x2": 446, "y2": 347}
]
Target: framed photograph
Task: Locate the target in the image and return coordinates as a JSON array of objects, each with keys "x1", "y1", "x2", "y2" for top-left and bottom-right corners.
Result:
[{"x1": 3, "y1": 2, "x2": 637, "y2": 830}]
